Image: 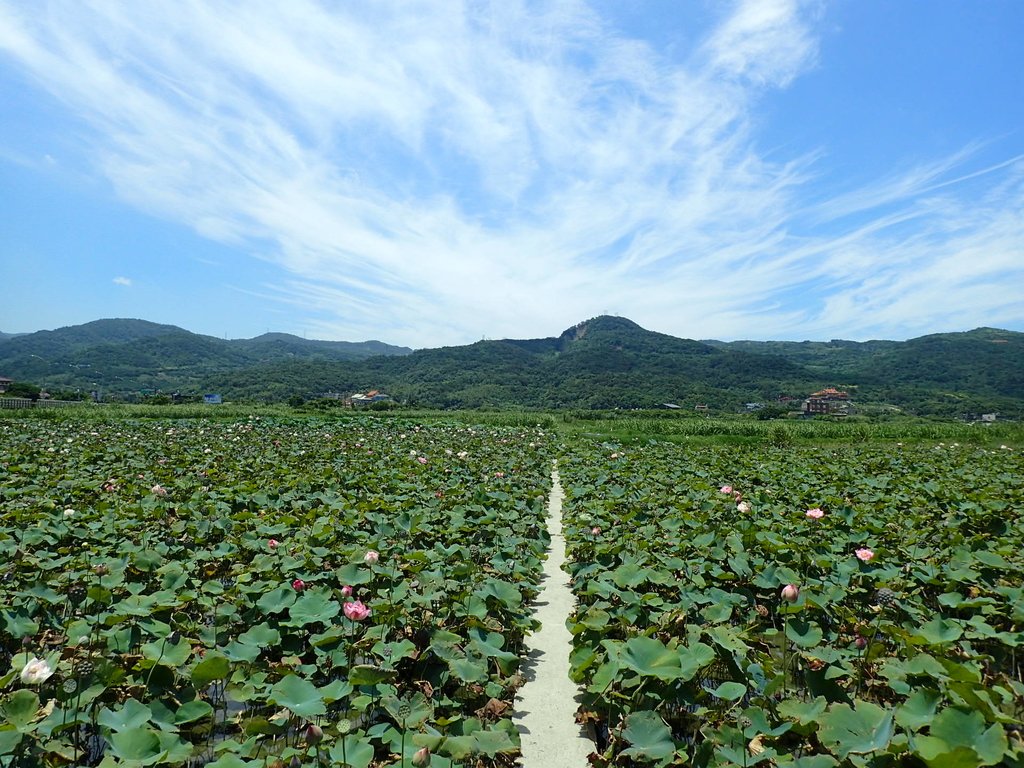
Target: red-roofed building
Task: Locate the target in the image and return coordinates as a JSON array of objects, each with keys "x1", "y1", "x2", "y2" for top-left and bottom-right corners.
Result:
[{"x1": 804, "y1": 387, "x2": 852, "y2": 415}]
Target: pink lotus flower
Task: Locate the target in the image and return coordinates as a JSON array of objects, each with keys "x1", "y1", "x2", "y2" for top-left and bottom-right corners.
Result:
[
  {"x1": 591, "y1": 526, "x2": 602, "y2": 535},
  {"x1": 412, "y1": 746, "x2": 431, "y2": 767},
  {"x1": 292, "y1": 578, "x2": 305, "y2": 591},
  {"x1": 737, "y1": 501, "x2": 751, "y2": 514},
  {"x1": 494, "y1": 471, "x2": 505, "y2": 478},
  {"x1": 304, "y1": 723, "x2": 323, "y2": 745},
  {"x1": 855, "y1": 548, "x2": 875, "y2": 562},
  {"x1": 341, "y1": 585, "x2": 353, "y2": 597},
  {"x1": 805, "y1": 508, "x2": 824, "y2": 520},
  {"x1": 364, "y1": 550, "x2": 379, "y2": 564},
  {"x1": 343, "y1": 600, "x2": 370, "y2": 621},
  {"x1": 854, "y1": 635, "x2": 867, "y2": 650},
  {"x1": 719, "y1": 485, "x2": 733, "y2": 494},
  {"x1": 417, "y1": 456, "x2": 428, "y2": 464},
  {"x1": 781, "y1": 584, "x2": 800, "y2": 603},
  {"x1": 268, "y1": 538, "x2": 280, "y2": 549}
]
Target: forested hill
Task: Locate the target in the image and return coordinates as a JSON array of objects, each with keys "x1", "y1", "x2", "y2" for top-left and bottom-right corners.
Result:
[
  {"x1": 204, "y1": 316, "x2": 1023, "y2": 416},
  {"x1": 1, "y1": 317, "x2": 1021, "y2": 416},
  {"x1": 0, "y1": 318, "x2": 411, "y2": 394}
]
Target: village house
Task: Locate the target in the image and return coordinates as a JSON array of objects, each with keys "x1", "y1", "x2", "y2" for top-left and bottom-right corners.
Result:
[
  {"x1": 0, "y1": 377, "x2": 12, "y2": 393},
  {"x1": 803, "y1": 387, "x2": 852, "y2": 416},
  {"x1": 350, "y1": 390, "x2": 392, "y2": 407}
]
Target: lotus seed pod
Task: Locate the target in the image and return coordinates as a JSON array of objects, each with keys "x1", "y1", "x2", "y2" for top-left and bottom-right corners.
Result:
[{"x1": 874, "y1": 588, "x2": 898, "y2": 608}]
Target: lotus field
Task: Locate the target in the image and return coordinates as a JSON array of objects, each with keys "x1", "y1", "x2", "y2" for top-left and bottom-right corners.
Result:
[
  {"x1": 560, "y1": 442, "x2": 1024, "y2": 766},
  {"x1": 0, "y1": 418, "x2": 553, "y2": 767},
  {"x1": 1, "y1": 417, "x2": 1023, "y2": 767}
]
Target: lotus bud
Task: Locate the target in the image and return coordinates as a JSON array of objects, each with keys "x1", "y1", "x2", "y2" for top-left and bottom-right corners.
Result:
[
  {"x1": 304, "y1": 723, "x2": 323, "y2": 746},
  {"x1": 412, "y1": 746, "x2": 431, "y2": 767},
  {"x1": 780, "y1": 584, "x2": 800, "y2": 603}
]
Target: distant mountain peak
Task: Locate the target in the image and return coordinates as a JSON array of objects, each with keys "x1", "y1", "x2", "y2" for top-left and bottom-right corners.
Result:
[{"x1": 560, "y1": 315, "x2": 643, "y2": 342}]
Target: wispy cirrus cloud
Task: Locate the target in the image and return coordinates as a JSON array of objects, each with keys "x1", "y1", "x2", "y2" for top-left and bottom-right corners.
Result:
[
  {"x1": 112, "y1": 276, "x2": 132, "y2": 287},
  {"x1": 0, "y1": 0, "x2": 1020, "y2": 346}
]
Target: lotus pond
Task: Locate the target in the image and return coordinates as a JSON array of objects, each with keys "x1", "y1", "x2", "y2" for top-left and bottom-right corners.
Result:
[
  {"x1": 0, "y1": 418, "x2": 553, "y2": 767},
  {"x1": 560, "y1": 441, "x2": 1024, "y2": 767},
  {"x1": 1, "y1": 416, "x2": 1022, "y2": 767}
]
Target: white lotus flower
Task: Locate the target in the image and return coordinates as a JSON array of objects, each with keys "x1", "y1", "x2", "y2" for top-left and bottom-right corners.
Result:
[{"x1": 20, "y1": 657, "x2": 54, "y2": 684}]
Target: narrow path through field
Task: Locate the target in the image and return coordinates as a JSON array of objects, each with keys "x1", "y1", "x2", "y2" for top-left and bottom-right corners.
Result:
[{"x1": 513, "y1": 465, "x2": 593, "y2": 767}]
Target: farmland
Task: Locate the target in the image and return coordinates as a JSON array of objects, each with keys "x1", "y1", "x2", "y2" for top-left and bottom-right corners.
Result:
[{"x1": 1, "y1": 413, "x2": 1023, "y2": 766}]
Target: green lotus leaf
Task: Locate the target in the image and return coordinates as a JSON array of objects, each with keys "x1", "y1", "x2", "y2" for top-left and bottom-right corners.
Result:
[
  {"x1": 787, "y1": 756, "x2": 838, "y2": 768},
  {"x1": 204, "y1": 755, "x2": 259, "y2": 768},
  {"x1": 256, "y1": 586, "x2": 297, "y2": 615},
  {"x1": 779, "y1": 696, "x2": 828, "y2": 726},
  {"x1": 449, "y1": 655, "x2": 488, "y2": 683},
  {"x1": 710, "y1": 681, "x2": 747, "y2": 701},
  {"x1": 611, "y1": 562, "x2": 649, "y2": 588},
  {"x1": 473, "y1": 727, "x2": 518, "y2": 756},
  {"x1": 108, "y1": 727, "x2": 162, "y2": 762},
  {"x1": 619, "y1": 636, "x2": 682, "y2": 680},
  {"x1": 0, "y1": 610, "x2": 38, "y2": 639},
  {"x1": 327, "y1": 734, "x2": 375, "y2": 768},
  {"x1": 221, "y1": 640, "x2": 260, "y2": 663},
  {"x1": 371, "y1": 638, "x2": 417, "y2": 662},
  {"x1": 817, "y1": 700, "x2": 894, "y2": 758},
  {"x1": 578, "y1": 606, "x2": 610, "y2": 630},
  {"x1": 285, "y1": 590, "x2": 340, "y2": 627},
  {"x1": 620, "y1": 710, "x2": 676, "y2": 762},
  {"x1": 98, "y1": 698, "x2": 152, "y2": 732},
  {"x1": 476, "y1": 578, "x2": 522, "y2": 608},
  {"x1": 173, "y1": 699, "x2": 213, "y2": 725},
  {"x1": 237, "y1": 622, "x2": 280, "y2": 647},
  {"x1": 0, "y1": 730, "x2": 23, "y2": 756},
  {"x1": 316, "y1": 679, "x2": 353, "y2": 703},
  {"x1": 915, "y1": 707, "x2": 1009, "y2": 766},
  {"x1": 895, "y1": 688, "x2": 941, "y2": 731},
  {"x1": 785, "y1": 618, "x2": 823, "y2": 648},
  {"x1": 678, "y1": 642, "x2": 716, "y2": 680},
  {"x1": 335, "y1": 562, "x2": 374, "y2": 586},
  {"x1": 191, "y1": 654, "x2": 231, "y2": 687},
  {"x1": 269, "y1": 674, "x2": 325, "y2": 717},
  {"x1": 383, "y1": 692, "x2": 433, "y2": 728},
  {"x1": 437, "y1": 735, "x2": 477, "y2": 760},
  {"x1": 913, "y1": 618, "x2": 963, "y2": 646},
  {"x1": 349, "y1": 664, "x2": 398, "y2": 686},
  {"x1": 467, "y1": 628, "x2": 517, "y2": 673},
  {"x1": 141, "y1": 635, "x2": 191, "y2": 666},
  {"x1": 1, "y1": 689, "x2": 40, "y2": 730}
]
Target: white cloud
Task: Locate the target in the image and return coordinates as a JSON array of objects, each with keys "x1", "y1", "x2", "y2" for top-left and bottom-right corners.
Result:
[
  {"x1": 112, "y1": 276, "x2": 132, "y2": 287},
  {"x1": 0, "y1": 1, "x2": 1020, "y2": 346}
]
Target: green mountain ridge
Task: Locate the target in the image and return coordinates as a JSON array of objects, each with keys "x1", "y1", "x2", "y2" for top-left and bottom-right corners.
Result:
[
  {"x1": 1, "y1": 316, "x2": 1021, "y2": 416},
  {"x1": 0, "y1": 318, "x2": 412, "y2": 394}
]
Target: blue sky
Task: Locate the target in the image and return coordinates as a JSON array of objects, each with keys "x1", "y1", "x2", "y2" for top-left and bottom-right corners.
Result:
[{"x1": 1, "y1": 0, "x2": 1022, "y2": 348}]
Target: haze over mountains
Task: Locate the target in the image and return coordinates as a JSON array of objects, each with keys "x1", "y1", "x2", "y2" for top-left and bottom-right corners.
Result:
[{"x1": 1, "y1": 317, "x2": 1021, "y2": 417}]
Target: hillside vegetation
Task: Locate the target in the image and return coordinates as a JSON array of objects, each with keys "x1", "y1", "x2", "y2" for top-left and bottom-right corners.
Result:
[{"x1": 2, "y1": 316, "x2": 1022, "y2": 417}]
